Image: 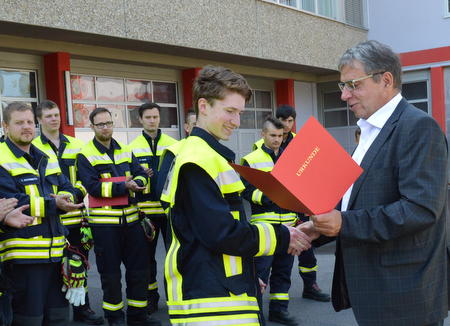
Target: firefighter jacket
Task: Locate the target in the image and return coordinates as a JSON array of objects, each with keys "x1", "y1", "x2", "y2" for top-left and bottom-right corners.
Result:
[
  {"x1": 76, "y1": 138, "x2": 147, "y2": 226},
  {"x1": 33, "y1": 133, "x2": 86, "y2": 227},
  {"x1": 241, "y1": 145, "x2": 297, "y2": 226},
  {"x1": 129, "y1": 130, "x2": 177, "y2": 216},
  {"x1": 0, "y1": 138, "x2": 78, "y2": 264},
  {"x1": 253, "y1": 131, "x2": 296, "y2": 151},
  {"x1": 160, "y1": 127, "x2": 290, "y2": 326}
]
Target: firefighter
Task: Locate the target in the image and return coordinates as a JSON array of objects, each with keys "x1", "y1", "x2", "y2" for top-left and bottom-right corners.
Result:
[
  {"x1": 32, "y1": 100, "x2": 104, "y2": 325},
  {"x1": 0, "y1": 102, "x2": 83, "y2": 326},
  {"x1": 77, "y1": 107, "x2": 161, "y2": 326},
  {"x1": 160, "y1": 66, "x2": 312, "y2": 325},
  {"x1": 254, "y1": 105, "x2": 330, "y2": 302},
  {"x1": 128, "y1": 102, "x2": 177, "y2": 314},
  {"x1": 241, "y1": 116, "x2": 299, "y2": 325}
]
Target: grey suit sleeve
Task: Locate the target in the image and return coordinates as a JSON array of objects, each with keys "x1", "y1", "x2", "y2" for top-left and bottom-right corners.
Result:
[{"x1": 340, "y1": 114, "x2": 448, "y2": 243}]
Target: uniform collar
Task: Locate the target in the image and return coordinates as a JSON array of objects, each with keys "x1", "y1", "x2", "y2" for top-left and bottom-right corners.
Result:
[
  {"x1": 142, "y1": 129, "x2": 161, "y2": 142},
  {"x1": 191, "y1": 127, "x2": 236, "y2": 162},
  {"x1": 39, "y1": 132, "x2": 68, "y2": 145},
  {"x1": 93, "y1": 137, "x2": 122, "y2": 154},
  {"x1": 261, "y1": 143, "x2": 282, "y2": 161},
  {"x1": 5, "y1": 137, "x2": 45, "y2": 160}
]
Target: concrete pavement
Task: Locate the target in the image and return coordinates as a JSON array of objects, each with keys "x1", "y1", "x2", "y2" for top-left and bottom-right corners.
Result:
[{"x1": 69, "y1": 238, "x2": 449, "y2": 326}]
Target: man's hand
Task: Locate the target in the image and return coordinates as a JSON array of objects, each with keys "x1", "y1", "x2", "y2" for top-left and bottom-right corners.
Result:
[
  {"x1": 310, "y1": 209, "x2": 342, "y2": 237},
  {"x1": 143, "y1": 167, "x2": 154, "y2": 178},
  {"x1": 3, "y1": 205, "x2": 34, "y2": 228},
  {"x1": 297, "y1": 221, "x2": 320, "y2": 240},
  {"x1": 285, "y1": 225, "x2": 312, "y2": 256},
  {"x1": 258, "y1": 278, "x2": 267, "y2": 294},
  {"x1": 125, "y1": 176, "x2": 146, "y2": 192},
  {"x1": 52, "y1": 194, "x2": 84, "y2": 212},
  {"x1": 0, "y1": 198, "x2": 18, "y2": 220}
]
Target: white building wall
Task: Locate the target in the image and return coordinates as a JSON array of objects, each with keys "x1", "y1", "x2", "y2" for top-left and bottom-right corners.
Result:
[{"x1": 367, "y1": 0, "x2": 450, "y2": 52}]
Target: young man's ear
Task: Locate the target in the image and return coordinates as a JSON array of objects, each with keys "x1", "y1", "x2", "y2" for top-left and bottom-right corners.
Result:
[{"x1": 197, "y1": 98, "x2": 209, "y2": 115}]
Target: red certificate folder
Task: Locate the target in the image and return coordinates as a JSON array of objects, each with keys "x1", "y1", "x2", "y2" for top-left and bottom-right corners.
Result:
[
  {"x1": 231, "y1": 117, "x2": 363, "y2": 215},
  {"x1": 88, "y1": 176, "x2": 129, "y2": 208}
]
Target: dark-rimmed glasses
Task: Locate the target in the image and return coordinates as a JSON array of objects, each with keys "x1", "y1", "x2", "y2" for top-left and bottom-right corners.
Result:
[{"x1": 93, "y1": 121, "x2": 114, "y2": 129}]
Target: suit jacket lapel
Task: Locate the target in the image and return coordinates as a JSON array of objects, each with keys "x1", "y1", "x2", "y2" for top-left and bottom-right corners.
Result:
[{"x1": 347, "y1": 99, "x2": 407, "y2": 210}]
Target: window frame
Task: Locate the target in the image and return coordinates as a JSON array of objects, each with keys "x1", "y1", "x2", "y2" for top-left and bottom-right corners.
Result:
[
  {"x1": 445, "y1": 0, "x2": 450, "y2": 17},
  {"x1": 402, "y1": 79, "x2": 430, "y2": 113},
  {"x1": 241, "y1": 89, "x2": 273, "y2": 130},
  {"x1": 70, "y1": 73, "x2": 179, "y2": 131},
  {"x1": 0, "y1": 68, "x2": 40, "y2": 129}
]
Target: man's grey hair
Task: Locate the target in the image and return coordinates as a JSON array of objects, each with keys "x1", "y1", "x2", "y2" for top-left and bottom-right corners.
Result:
[{"x1": 338, "y1": 40, "x2": 402, "y2": 89}]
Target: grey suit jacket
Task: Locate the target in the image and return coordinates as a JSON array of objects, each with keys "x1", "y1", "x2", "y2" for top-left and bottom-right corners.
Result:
[{"x1": 331, "y1": 99, "x2": 449, "y2": 326}]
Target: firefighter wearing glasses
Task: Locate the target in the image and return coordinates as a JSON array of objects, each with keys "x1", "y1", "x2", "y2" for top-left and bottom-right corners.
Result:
[{"x1": 77, "y1": 107, "x2": 161, "y2": 326}]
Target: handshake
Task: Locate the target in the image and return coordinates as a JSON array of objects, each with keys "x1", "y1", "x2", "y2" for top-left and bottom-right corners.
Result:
[{"x1": 286, "y1": 209, "x2": 342, "y2": 255}]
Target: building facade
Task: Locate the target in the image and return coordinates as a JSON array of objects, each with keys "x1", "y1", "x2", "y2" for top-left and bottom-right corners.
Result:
[{"x1": 0, "y1": 0, "x2": 367, "y2": 160}]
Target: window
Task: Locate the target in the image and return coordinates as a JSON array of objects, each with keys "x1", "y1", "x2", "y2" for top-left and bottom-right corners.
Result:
[
  {"x1": 447, "y1": 0, "x2": 450, "y2": 15},
  {"x1": 241, "y1": 90, "x2": 273, "y2": 129},
  {"x1": 345, "y1": 0, "x2": 364, "y2": 27},
  {"x1": 0, "y1": 68, "x2": 39, "y2": 126},
  {"x1": 322, "y1": 91, "x2": 356, "y2": 127},
  {"x1": 264, "y1": 0, "x2": 365, "y2": 27},
  {"x1": 402, "y1": 81, "x2": 429, "y2": 113},
  {"x1": 70, "y1": 74, "x2": 178, "y2": 129}
]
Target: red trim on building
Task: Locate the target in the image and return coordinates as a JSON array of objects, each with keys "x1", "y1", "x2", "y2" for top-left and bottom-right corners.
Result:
[
  {"x1": 182, "y1": 68, "x2": 201, "y2": 115},
  {"x1": 430, "y1": 66, "x2": 446, "y2": 133},
  {"x1": 275, "y1": 79, "x2": 296, "y2": 131},
  {"x1": 400, "y1": 46, "x2": 450, "y2": 67},
  {"x1": 43, "y1": 52, "x2": 74, "y2": 136}
]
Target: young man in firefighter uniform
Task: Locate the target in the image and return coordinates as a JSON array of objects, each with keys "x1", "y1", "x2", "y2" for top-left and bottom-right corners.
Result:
[
  {"x1": 254, "y1": 105, "x2": 330, "y2": 303},
  {"x1": 160, "y1": 65, "x2": 312, "y2": 326},
  {"x1": 242, "y1": 117, "x2": 299, "y2": 326},
  {"x1": 128, "y1": 102, "x2": 177, "y2": 314},
  {"x1": 32, "y1": 100, "x2": 104, "y2": 325},
  {"x1": 0, "y1": 102, "x2": 84, "y2": 326},
  {"x1": 77, "y1": 107, "x2": 161, "y2": 326}
]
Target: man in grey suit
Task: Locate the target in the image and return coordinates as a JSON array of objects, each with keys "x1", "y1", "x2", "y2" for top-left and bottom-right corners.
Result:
[{"x1": 302, "y1": 40, "x2": 449, "y2": 326}]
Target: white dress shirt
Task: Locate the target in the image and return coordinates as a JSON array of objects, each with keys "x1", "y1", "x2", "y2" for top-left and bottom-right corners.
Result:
[{"x1": 340, "y1": 92, "x2": 402, "y2": 212}]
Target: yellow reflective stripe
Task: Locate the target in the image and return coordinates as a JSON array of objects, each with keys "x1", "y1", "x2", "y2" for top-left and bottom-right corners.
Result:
[
  {"x1": 165, "y1": 223, "x2": 182, "y2": 302},
  {"x1": 248, "y1": 161, "x2": 274, "y2": 170},
  {"x1": 251, "y1": 189, "x2": 263, "y2": 205},
  {"x1": 68, "y1": 165, "x2": 77, "y2": 185},
  {"x1": 127, "y1": 299, "x2": 147, "y2": 308},
  {"x1": 114, "y1": 151, "x2": 132, "y2": 164},
  {"x1": 1, "y1": 161, "x2": 37, "y2": 176},
  {"x1": 75, "y1": 181, "x2": 87, "y2": 196},
  {"x1": 299, "y1": 265, "x2": 318, "y2": 273},
  {"x1": 88, "y1": 207, "x2": 138, "y2": 215},
  {"x1": 101, "y1": 182, "x2": 113, "y2": 197},
  {"x1": 134, "y1": 175, "x2": 147, "y2": 186},
  {"x1": 223, "y1": 211, "x2": 242, "y2": 277},
  {"x1": 86, "y1": 154, "x2": 112, "y2": 165},
  {"x1": 0, "y1": 236, "x2": 65, "y2": 249},
  {"x1": 171, "y1": 313, "x2": 260, "y2": 325},
  {"x1": 148, "y1": 282, "x2": 158, "y2": 290},
  {"x1": 102, "y1": 301, "x2": 124, "y2": 311},
  {"x1": 132, "y1": 147, "x2": 151, "y2": 155},
  {"x1": 214, "y1": 169, "x2": 242, "y2": 194},
  {"x1": 269, "y1": 293, "x2": 289, "y2": 300},
  {"x1": 57, "y1": 191, "x2": 74, "y2": 203},
  {"x1": 87, "y1": 213, "x2": 139, "y2": 225},
  {"x1": 251, "y1": 212, "x2": 296, "y2": 224},
  {"x1": 1, "y1": 249, "x2": 64, "y2": 261},
  {"x1": 29, "y1": 196, "x2": 45, "y2": 219},
  {"x1": 168, "y1": 296, "x2": 259, "y2": 314},
  {"x1": 255, "y1": 223, "x2": 276, "y2": 257},
  {"x1": 100, "y1": 173, "x2": 111, "y2": 179},
  {"x1": 138, "y1": 201, "x2": 162, "y2": 208}
]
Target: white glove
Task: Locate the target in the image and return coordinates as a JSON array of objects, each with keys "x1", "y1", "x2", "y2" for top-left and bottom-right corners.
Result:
[{"x1": 62, "y1": 285, "x2": 85, "y2": 306}]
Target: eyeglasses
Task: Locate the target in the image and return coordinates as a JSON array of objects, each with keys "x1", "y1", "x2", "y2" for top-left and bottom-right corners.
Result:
[
  {"x1": 338, "y1": 72, "x2": 385, "y2": 92},
  {"x1": 93, "y1": 121, "x2": 114, "y2": 129}
]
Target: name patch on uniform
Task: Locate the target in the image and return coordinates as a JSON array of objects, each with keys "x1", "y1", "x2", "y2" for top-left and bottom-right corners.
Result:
[{"x1": 19, "y1": 176, "x2": 39, "y2": 184}]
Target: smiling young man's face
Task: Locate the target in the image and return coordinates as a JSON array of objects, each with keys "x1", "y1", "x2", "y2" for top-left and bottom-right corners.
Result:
[{"x1": 197, "y1": 92, "x2": 245, "y2": 141}]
